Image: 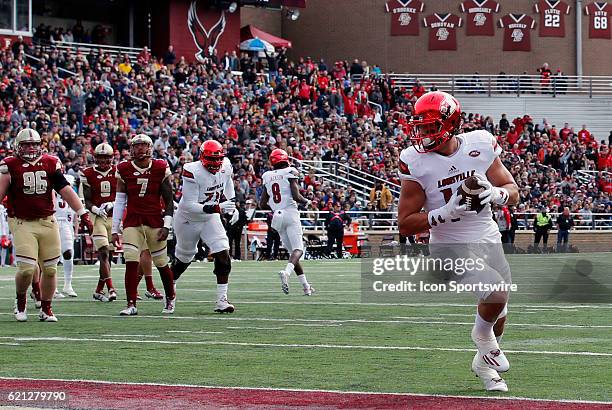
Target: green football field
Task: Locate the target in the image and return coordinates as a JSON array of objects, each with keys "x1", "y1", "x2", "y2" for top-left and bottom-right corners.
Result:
[{"x1": 0, "y1": 256, "x2": 611, "y2": 403}]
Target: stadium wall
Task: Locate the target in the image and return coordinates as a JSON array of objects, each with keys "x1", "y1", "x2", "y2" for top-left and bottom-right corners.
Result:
[{"x1": 280, "y1": 0, "x2": 612, "y2": 75}]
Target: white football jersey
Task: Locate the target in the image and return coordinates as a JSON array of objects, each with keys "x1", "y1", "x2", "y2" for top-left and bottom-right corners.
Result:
[
  {"x1": 262, "y1": 167, "x2": 300, "y2": 211},
  {"x1": 177, "y1": 158, "x2": 235, "y2": 221},
  {"x1": 399, "y1": 130, "x2": 502, "y2": 243},
  {"x1": 54, "y1": 174, "x2": 77, "y2": 222},
  {"x1": 0, "y1": 204, "x2": 8, "y2": 236}
]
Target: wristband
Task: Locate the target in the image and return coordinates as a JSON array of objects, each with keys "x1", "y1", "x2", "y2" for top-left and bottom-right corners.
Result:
[
  {"x1": 91, "y1": 206, "x2": 101, "y2": 214},
  {"x1": 76, "y1": 207, "x2": 87, "y2": 217},
  {"x1": 163, "y1": 215, "x2": 173, "y2": 229}
]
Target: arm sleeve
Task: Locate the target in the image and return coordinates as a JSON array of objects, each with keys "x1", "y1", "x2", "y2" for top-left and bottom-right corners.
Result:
[
  {"x1": 180, "y1": 177, "x2": 207, "y2": 214},
  {"x1": 111, "y1": 192, "x2": 126, "y2": 234},
  {"x1": 224, "y1": 170, "x2": 236, "y2": 201},
  {"x1": 51, "y1": 170, "x2": 70, "y2": 192}
]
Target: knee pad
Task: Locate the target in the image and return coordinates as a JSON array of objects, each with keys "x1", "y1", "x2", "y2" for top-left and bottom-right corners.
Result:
[
  {"x1": 213, "y1": 253, "x2": 231, "y2": 276},
  {"x1": 42, "y1": 264, "x2": 57, "y2": 278},
  {"x1": 151, "y1": 248, "x2": 169, "y2": 268},
  {"x1": 175, "y1": 246, "x2": 195, "y2": 265},
  {"x1": 123, "y1": 244, "x2": 140, "y2": 263},
  {"x1": 16, "y1": 262, "x2": 37, "y2": 280}
]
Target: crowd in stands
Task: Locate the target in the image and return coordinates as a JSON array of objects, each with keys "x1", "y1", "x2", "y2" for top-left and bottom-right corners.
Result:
[{"x1": 0, "y1": 39, "x2": 610, "y2": 231}]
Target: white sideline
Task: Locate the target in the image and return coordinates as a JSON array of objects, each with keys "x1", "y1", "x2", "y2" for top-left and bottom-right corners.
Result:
[
  {"x1": 1, "y1": 312, "x2": 611, "y2": 329},
  {"x1": 1, "y1": 336, "x2": 610, "y2": 357},
  {"x1": 0, "y1": 376, "x2": 610, "y2": 405}
]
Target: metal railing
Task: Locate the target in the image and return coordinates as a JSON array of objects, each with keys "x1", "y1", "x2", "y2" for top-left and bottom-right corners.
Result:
[
  {"x1": 293, "y1": 158, "x2": 401, "y2": 201},
  {"x1": 35, "y1": 38, "x2": 144, "y2": 60},
  {"x1": 247, "y1": 210, "x2": 612, "y2": 232},
  {"x1": 386, "y1": 74, "x2": 612, "y2": 98}
]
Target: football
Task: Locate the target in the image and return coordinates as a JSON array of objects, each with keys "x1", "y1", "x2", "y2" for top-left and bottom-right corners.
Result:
[{"x1": 457, "y1": 175, "x2": 487, "y2": 213}]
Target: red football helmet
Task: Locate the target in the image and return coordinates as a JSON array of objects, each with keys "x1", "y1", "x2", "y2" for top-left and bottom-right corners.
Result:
[
  {"x1": 0, "y1": 235, "x2": 11, "y2": 249},
  {"x1": 408, "y1": 91, "x2": 462, "y2": 153},
  {"x1": 200, "y1": 140, "x2": 224, "y2": 174},
  {"x1": 270, "y1": 148, "x2": 289, "y2": 168}
]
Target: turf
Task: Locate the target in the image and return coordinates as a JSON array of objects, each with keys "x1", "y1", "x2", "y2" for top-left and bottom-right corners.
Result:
[{"x1": 0, "y1": 256, "x2": 611, "y2": 402}]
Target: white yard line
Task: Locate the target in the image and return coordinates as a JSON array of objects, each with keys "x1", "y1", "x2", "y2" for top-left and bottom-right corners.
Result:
[
  {"x1": 226, "y1": 326, "x2": 283, "y2": 330},
  {"x1": 0, "y1": 376, "x2": 610, "y2": 404},
  {"x1": 166, "y1": 330, "x2": 223, "y2": 334},
  {"x1": 0, "y1": 312, "x2": 610, "y2": 329},
  {"x1": 0, "y1": 336, "x2": 610, "y2": 357}
]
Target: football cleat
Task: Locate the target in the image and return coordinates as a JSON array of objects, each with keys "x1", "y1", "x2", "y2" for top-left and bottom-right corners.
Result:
[
  {"x1": 108, "y1": 289, "x2": 117, "y2": 302},
  {"x1": 162, "y1": 297, "x2": 175, "y2": 314},
  {"x1": 279, "y1": 270, "x2": 289, "y2": 294},
  {"x1": 30, "y1": 291, "x2": 42, "y2": 309},
  {"x1": 303, "y1": 285, "x2": 315, "y2": 296},
  {"x1": 93, "y1": 291, "x2": 110, "y2": 302},
  {"x1": 63, "y1": 286, "x2": 78, "y2": 297},
  {"x1": 472, "y1": 353, "x2": 508, "y2": 392},
  {"x1": 39, "y1": 310, "x2": 58, "y2": 322},
  {"x1": 214, "y1": 297, "x2": 235, "y2": 313},
  {"x1": 14, "y1": 308, "x2": 27, "y2": 322},
  {"x1": 119, "y1": 305, "x2": 138, "y2": 316},
  {"x1": 54, "y1": 290, "x2": 66, "y2": 299},
  {"x1": 145, "y1": 289, "x2": 163, "y2": 300}
]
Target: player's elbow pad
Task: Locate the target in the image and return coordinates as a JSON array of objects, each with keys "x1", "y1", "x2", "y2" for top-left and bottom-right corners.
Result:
[{"x1": 112, "y1": 192, "x2": 127, "y2": 233}]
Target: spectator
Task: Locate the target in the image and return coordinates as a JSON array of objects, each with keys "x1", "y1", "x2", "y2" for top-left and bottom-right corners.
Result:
[
  {"x1": 499, "y1": 113, "x2": 510, "y2": 133},
  {"x1": 496, "y1": 205, "x2": 512, "y2": 243},
  {"x1": 265, "y1": 212, "x2": 280, "y2": 260},
  {"x1": 163, "y1": 45, "x2": 176, "y2": 68},
  {"x1": 538, "y1": 63, "x2": 552, "y2": 94},
  {"x1": 225, "y1": 201, "x2": 248, "y2": 260},
  {"x1": 369, "y1": 182, "x2": 393, "y2": 212},
  {"x1": 533, "y1": 207, "x2": 553, "y2": 251},
  {"x1": 556, "y1": 207, "x2": 574, "y2": 252},
  {"x1": 325, "y1": 202, "x2": 351, "y2": 258}
]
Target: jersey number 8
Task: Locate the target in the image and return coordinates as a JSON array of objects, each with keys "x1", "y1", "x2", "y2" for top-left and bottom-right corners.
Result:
[{"x1": 271, "y1": 183, "x2": 282, "y2": 204}]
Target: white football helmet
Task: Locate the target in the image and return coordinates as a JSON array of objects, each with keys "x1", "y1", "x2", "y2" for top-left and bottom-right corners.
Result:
[
  {"x1": 15, "y1": 128, "x2": 42, "y2": 162},
  {"x1": 94, "y1": 143, "x2": 114, "y2": 171},
  {"x1": 130, "y1": 134, "x2": 153, "y2": 160}
]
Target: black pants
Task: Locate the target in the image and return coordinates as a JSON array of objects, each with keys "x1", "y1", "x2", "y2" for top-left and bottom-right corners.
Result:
[
  {"x1": 501, "y1": 230, "x2": 512, "y2": 244},
  {"x1": 266, "y1": 229, "x2": 280, "y2": 259},
  {"x1": 228, "y1": 232, "x2": 242, "y2": 260},
  {"x1": 534, "y1": 228, "x2": 549, "y2": 246},
  {"x1": 326, "y1": 229, "x2": 344, "y2": 258}
]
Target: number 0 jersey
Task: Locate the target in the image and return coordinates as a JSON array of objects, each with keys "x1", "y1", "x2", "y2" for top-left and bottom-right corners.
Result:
[
  {"x1": 262, "y1": 167, "x2": 300, "y2": 212},
  {"x1": 116, "y1": 159, "x2": 170, "y2": 228},
  {"x1": 79, "y1": 165, "x2": 116, "y2": 207},
  {"x1": 0, "y1": 154, "x2": 67, "y2": 220},
  {"x1": 399, "y1": 130, "x2": 502, "y2": 243},
  {"x1": 176, "y1": 158, "x2": 235, "y2": 222}
]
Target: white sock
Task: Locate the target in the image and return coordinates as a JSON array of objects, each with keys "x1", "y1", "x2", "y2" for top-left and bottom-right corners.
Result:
[
  {"x1": 217, "y1": 283, "x2": 228, "y2": 301},
  {"x1": 1, "y1": 248, "x2": 6, "y2": 266},
  {"x1": 298, "y1": 274, "x2": 309, "y2": 288},
  {"x1": 471, "y1": 312, "x2": 496, "y2": 346},
  {"x1": 285, "y1": 262, "x2": 295, "y2": 275},
  {"x1": 63, "y1": 258, "x2": 73, "y2": 286}
]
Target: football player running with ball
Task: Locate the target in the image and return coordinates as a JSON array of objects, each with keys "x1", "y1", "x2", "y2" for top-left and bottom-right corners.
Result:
[
  {"x1": 0, "y1": 128, "x2": 93, "y2": 322},
  {"x1": 111, "y1": 134, "x2": 175, "y2": 316},
  {"x1": 170, "y1": 140, "x2": 236, "y2": 313},
  {"x1": 260, "y1": 149, "x2": 314, "y2": 296},
  {"x1": 80, "y1": 143, "x2": 118, "y2": 302},
  {"x1": 398, "y1": 92, "x2": 519, "y2": 392}
]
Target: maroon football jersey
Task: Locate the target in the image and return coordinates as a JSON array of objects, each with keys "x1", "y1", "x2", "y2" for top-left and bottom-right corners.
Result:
[
  {"x1": 585, "y1": 2, "x2": 612, "y2": 39},
  {"x1": 534, "y1": 0, "x2": 571, "y2": 37},
  {"x1": 499, "y1": 14, "x2": 536, "y2": 51},
  {"x1": 0, "y1": 155, "x2": 63, "y2": 220},
  {"x1": 386, "y1": 0, "x2": 425, "y2": 36},
  {"x1": 460, "y1": 0, "x2": 500, "y2": 36},
  {"x1": 80, "y1": 165, "x2": 116, "y2": 208},
  {"x1": 423, "y1": 13, "x2": 462, "y2": 50},
  {"x1": 116, "y1": 159, "x2": 170, "y2": 229}
]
